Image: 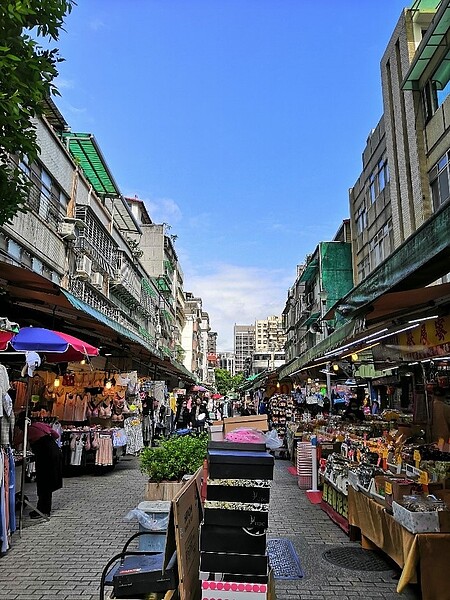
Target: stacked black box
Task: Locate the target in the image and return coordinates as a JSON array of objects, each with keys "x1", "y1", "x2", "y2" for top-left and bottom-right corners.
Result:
[{"x1": 199, "y1": 441, "x2": 274, "y2": 591}]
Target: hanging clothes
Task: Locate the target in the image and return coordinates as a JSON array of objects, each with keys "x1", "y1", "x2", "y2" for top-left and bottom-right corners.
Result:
[{"x1": 124, "y1": 417, "x2": 144, "y2": 455}]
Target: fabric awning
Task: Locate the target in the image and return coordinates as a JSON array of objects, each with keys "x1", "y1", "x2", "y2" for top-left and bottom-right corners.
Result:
[{"x1": 299, "y1": 260, "x2": 318, "y2": 283}]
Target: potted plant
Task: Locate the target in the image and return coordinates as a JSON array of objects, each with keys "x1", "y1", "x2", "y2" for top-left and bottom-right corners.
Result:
[{"x1": 140, "y1": 432, "x2": 208, "y2": 500}]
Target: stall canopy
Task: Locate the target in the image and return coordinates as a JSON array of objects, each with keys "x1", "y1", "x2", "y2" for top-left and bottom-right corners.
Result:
[{"x1": 0, "y1": 263, "x2": 195, "y2": 384}]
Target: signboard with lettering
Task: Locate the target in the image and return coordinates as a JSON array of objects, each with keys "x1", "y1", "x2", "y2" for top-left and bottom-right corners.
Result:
[{"x1": 322, "y1": 481, "x2": 348, "y2": 520}]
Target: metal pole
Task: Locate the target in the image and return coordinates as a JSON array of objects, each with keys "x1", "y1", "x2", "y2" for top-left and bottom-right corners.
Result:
[{"x1": 326, "y1": 361, "x2": 332, "y2": 413}]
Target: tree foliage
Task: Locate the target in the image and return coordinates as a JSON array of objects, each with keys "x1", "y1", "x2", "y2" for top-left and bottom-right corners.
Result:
[
  {"x1": 0, "y1": 0, "x2": 74, "y2": 225},
  {"x1": 215, "y1": 369, "x2": 244, "y2": 396}
]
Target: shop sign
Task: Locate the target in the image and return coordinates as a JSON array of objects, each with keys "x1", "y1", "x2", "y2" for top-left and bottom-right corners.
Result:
[{"x1": 322, "y1": 481, "x2": 348, "y2": 520}]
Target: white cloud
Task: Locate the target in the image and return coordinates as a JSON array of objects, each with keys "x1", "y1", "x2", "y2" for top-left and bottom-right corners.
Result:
[
  {"x1": 56, "y1": 77, "x2": 75, "y2": 90},
  {"x1": 186, "y1": 263, "x2": 293, "y2": 352},
  {"x1": 88, "y1": 19, "x2": 106, "y2": 31},
  {"x1": 142, "y1": 197, "x2": 183, "y2": 224}
]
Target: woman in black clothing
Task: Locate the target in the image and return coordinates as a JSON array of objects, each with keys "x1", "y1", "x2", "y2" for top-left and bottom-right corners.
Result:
[{"x1": 175, "y1": 399, "x2": 191, "y2": 429}]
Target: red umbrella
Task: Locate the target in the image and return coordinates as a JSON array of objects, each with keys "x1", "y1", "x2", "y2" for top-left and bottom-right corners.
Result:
[
  {"x1": 0, "y1": 331, "x2": 13, "y2": 351},
  {"x1": 212, "y1": 393, "x2": 223, "y2": 400}
]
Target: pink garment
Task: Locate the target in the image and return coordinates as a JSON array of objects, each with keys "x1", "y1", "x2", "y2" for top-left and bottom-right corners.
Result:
[
  {"x1": 224, "y1": 428, "x2": 266, "y2": 444},
  {"x1": 27, "y1": 422, "x2": 60, "y2": 444}
]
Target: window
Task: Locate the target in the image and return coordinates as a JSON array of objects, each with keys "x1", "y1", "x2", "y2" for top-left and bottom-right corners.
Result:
[
  {"x1": 422, "y1": 79, "x2": 438, "y2": 123},
  {"x1": 357, "y1": 255, "x2": 370, "y2": 282},
  {"x1": 430, "y1": 151, "x2": 450, "y2": 210},
  {"x1": 369, "y1": 173, "x2": 376, "y2": 203},
  {"x1": 366, "y1": 156, "x2": 389, "y2": 204},
  {"x1": 355, "y1": 205, "x2": 367, "y2": 234},
  {"x1": 369, "y1": 220, "x2": 393, "y2": 269},
  {"x1": 378, "y1": 159, "x2": 389, "y2": 191}
]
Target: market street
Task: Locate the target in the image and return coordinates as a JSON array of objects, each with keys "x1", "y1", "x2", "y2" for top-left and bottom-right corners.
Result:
[{"x1": 0, "y1": 456, "x2": 420, "y2": 600}]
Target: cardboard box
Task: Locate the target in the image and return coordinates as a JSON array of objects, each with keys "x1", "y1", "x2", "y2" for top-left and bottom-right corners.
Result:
[
  {"x1": 201, "y1": 580, "x2": 268, "y2": 600},
  {"x1": 384, "y1": 478, "x2": 418, "y2": 509},
  {"x1": 392, "y1": 501, "x2": 450, "y2": 533},
  {"x1": 209, "y1": 424, "x2": 224, "y2": 442},
  {"x1": 223, "y1": 415, "x2": 269, "y2": 435},
  {"x1": 208, "y1": 449, "x2": 274, "y2": 480}
]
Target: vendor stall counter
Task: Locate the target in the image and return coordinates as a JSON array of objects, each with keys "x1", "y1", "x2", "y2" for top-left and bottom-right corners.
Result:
[{"x1": 348, "y1": 487, "x2": 450, "y2": 600}]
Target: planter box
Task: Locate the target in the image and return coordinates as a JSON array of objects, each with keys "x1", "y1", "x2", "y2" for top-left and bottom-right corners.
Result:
[
  {"x1": 204, "y1": 507, "x2": 269, "y2": 528},
  {"x1": 145, "y1": 481, "x2": 185, "y2": 501},
  {"x1": 200, "y1": 551, "x2": 268, "y2": 576},
  {"x1": 208, "y1": 450, "x2": 274, "y2": 480},
  {"x1": 206, "y1": 481, "x2": 270, "y2": 503},
  {"x1": 200, "y1": 524, "x2": 267, "y2": 555}
]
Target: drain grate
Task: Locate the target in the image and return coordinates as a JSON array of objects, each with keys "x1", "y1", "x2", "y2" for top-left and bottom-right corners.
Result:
[
  {"x1": 322, "y1": 547, "x2": 392, "y2": 571},
  {"x1": 267, "y1": 538, "x2": 304, "y2": 579}
]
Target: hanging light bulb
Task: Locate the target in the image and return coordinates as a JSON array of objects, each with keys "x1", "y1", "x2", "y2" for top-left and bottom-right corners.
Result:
[
  {"x1": 105, "y1": 380, "x2": 112, "y2": 390},
  {"x1": 332, "y1": 363, "x2": 339, "y2": 371},
  {"x1": 54, "y1": 377, "x2": 60, "y2": 388},
  {"x1": 351, "y1": 353, "x2": 359, "y2": 362},
  {"x1": 80, "y1": 359, "x2": 86, "y2": 365}
]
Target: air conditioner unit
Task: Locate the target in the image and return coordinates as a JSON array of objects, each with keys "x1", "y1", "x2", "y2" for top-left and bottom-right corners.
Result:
[
  {"x1": 91, "y1": 272, "x2": 103, "y2": 289},
  {"x1": 58, "y1": 222, "x2": 77, "y2": 240},
  {"x1": 76, "y1": 256, "x2": 92, "y2": 279}
]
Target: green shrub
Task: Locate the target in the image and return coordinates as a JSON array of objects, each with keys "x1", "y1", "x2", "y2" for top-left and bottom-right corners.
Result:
[{"x1": 140, "y1": 433, "x2": 208, "y2": 482}]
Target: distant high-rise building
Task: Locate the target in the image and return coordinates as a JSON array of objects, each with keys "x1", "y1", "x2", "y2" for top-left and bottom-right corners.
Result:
[
  {"x1": 255, "y1": 315, "x2": 286, "y2": 352},
  {"x1": 234, "y1": 324, "x2": 255, "y2": 374}
]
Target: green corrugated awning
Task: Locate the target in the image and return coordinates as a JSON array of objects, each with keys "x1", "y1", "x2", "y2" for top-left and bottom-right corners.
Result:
[
  {"x1": 402, "y1": 2, "x2": 450, "y2": 90},
  {"x1": 162, "y1": 309, "x2": 173, "y2": 322},
  {"x1": 63, "y1": 132, "x2": 121, "y2": 197},
  {"x1": 299, "y1": 260, "x2": 318, "y2": 283},
  {"x1": 302, "y1": 312, "x2": 321, "y2": 327},
  {"x1": 142, "y1": 278, "x2": 156, "y2": 297}
]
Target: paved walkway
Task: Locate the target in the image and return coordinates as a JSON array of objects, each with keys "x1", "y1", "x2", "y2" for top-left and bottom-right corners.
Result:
[
  {"x1": 0, "y1": 455, "x2": 421, "y2": 600},
  {"x1": 268, "y1": 459, "x2": 420, "y2": 600}
]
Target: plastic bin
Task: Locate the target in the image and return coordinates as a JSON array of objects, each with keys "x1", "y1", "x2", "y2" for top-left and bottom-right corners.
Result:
[{"x1": 136, "y1": 501, "x2": 171, "y2": 552}]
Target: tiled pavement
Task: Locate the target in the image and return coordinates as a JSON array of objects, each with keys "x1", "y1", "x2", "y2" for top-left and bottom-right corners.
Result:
[
  {"x1": 267, "y1": 460, "x2": 421, "y2": 600},
  {"x1": 0, "y1": 455, "x2": 421, "y2": 600}
]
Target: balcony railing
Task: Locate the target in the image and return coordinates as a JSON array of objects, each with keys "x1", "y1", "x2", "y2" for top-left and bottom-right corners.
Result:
[{"x1": 110, "y1": 250, "x2": 141, "y2": 306}]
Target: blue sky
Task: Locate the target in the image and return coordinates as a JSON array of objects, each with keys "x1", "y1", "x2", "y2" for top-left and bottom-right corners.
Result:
[{"x1": 51, "y1": 0, "x2": 408, "y2": 351}]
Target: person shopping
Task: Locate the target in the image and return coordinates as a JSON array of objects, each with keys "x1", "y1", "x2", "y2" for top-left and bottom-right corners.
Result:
[{"x1": 17, "y1": 414, "x2": 63, "y2": 519}]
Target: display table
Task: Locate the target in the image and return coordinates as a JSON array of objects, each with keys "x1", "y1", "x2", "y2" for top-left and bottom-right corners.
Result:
[{"x1": 348, "y1": 487, "x2": 450, "y2": 600}]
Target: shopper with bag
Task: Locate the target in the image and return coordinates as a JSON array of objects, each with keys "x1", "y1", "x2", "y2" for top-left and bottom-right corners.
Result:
[{"x1": 16, "y1": 413, "x2": 63, "y2": 519}]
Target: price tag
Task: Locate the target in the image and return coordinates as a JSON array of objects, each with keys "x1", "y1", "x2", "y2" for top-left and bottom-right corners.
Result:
[
  {"x1": 396, "y1": 454, "x2": 402, "y2": 466},
  {"x1": 356, "y1": 449, "x2": 361, "y2": 463},
  {"x1": 382, "y1": 448, "x2": 389, "y2": 459},
  {"x1": 418, "y1": 470, "x2": 429, "y2": 485},
  {"x1": 385, "y1": 481, "x2": 393, "y2": 496},
  {"x1": 413, "y1": 450, "x2": 421, "y2": 468}
]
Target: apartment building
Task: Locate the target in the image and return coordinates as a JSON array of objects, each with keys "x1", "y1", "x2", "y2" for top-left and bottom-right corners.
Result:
[
  {"x1": 281, "y1": 1, "x2": 450, "y2": 381},
  {"x1": 350, "y1": 1, "x2": 450, "y2": 287},
  {"x1": 0, "y1": 100, "x2": 193, "y2": 384},
  {"x1": 234, "y1": 324, "x2": 255, "y2": 374}
]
